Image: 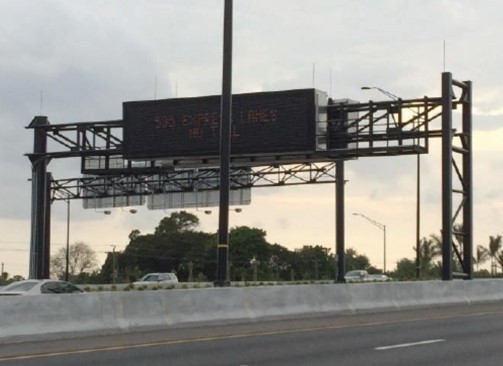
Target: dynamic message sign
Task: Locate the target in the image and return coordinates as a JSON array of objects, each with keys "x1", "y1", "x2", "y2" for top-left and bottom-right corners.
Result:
[{"x1": 123, "y1": 89, "x2": 326, "y2": 160}]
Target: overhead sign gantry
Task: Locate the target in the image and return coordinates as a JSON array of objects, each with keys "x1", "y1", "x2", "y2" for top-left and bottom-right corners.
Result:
[{"x1": 26, "y1": 72, "x2": 472, "y2": 282}]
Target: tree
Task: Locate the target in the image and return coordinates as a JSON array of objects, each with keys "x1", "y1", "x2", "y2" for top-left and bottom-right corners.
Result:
[
  {"x1": 51, "y1": 241, "x2": 98, "y2": 279},
  {"x1": 496, "y1": 252, "x2": 503, "y2": 275},
  {"x1": 268, "y1": 244, "x2": 294, "y2": 281},
  {"x1": 102, "y1": 214, "x2": 215, "y2": 283},
  {"x1": 474, "y1": 245, "x2": 490, "y2": 272},
  {"x1": 430, "y1": 231, "x2": 469, "y2": 274},
  {"x1": 344, "y1": 248, "x2": 374, "y2": 273},
  {"x1": 393, "y1": 258, "x2": 417, "y2": 280},
  {"x1": 229, "y1": 226, "x2": 274, "y2": 281},
  {"x1": 129, "y1": 229, "x2": 141, "y2": 241},
  {"x1": 292, "y1": 245, "x2": 334, "y2": 281},
  {"x1": 487, "y1": 235, "x2": 502, "y2": 276},
  {"x1": 0, "y1": 274, "x2": 25, "y2": 286},
  {"x1": 415, "y1": 236, "x2": 442, "y2": 278},
  {"x1": 0, "y1": 271, "x2": 8, "y2": 285},
  {"x1": 154, "y1": 212, "x2": 199, "y2": 235},
  {"x1": 96, "y1": 215, "x2": 382, "y2": 283}
]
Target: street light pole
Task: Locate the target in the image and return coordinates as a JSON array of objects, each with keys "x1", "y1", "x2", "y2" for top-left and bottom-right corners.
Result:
[
  {"x1": 111, "y1": 245, "x2": 117, "y2": 284},
  {"x1": 353, "y1": 213, "x2": 387, "y2": 273},
  {"x1": 361, "y1": 86, "x2": 400, "y2": 101},
  {"x1": 65, "y1": 198, "x2": 70, "y2": 281},
  {"x1": 216, "y1": 0, "x2": 233, "y2": 287}
]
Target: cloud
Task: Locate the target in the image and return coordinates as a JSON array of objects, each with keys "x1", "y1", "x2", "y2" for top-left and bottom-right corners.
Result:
[{"x1": 2, "y1": 0, "x2": 503, "y2": 276}]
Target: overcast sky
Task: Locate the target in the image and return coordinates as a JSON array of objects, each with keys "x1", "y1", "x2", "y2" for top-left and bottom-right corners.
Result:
[{"x1": 1, "y1": 0, "x2": 502, "y2": 277}]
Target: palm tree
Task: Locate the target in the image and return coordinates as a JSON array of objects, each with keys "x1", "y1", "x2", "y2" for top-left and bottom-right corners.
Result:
[
  {"x1": 431, "y1": 230, "x2": 464, "y2": 272},
  {"x1": 473, "y1": 245, "x2": 490, "y2": 272},
  {"x1": 496, "y1": 252, "x2": 503, "y2": 274},
  {"x1": 414, "y1": 236, "x2": 442, "y2": 278},
  {"x1": 487, "y1": 235, "x2": 502, "y2": 276},
  {"x1": 430, "y1": 233, "x2": 443, "y2": 250}
]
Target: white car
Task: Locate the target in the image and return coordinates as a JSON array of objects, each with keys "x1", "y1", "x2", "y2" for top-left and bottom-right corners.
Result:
[
  {"x1": 133, "y1": 273, "x2": 179, "y2": 286},
  {"x1": 0, "y1": 279, "x2": 83, "y2": 296},
  {"x1": 345, "y1": 270, "x2": 369, "y2": 282},
  {"x1": 344, "y1": 270, "x2": 389, "y2": 282}
]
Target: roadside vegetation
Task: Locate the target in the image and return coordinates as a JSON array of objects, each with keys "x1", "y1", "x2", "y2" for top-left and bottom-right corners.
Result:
[{"x1": 2, "y1": 214, "x2": 501, "y2": 286}]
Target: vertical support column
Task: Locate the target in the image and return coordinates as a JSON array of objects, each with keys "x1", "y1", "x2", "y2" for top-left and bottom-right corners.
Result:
[
  {"x1": 29, "y1": 116, "x2": 49, "y2": 279},
  {"x1": 335, "y1": 160, "x2": 346, "y2": 283},
  {"x1": 65, "y1": 198, "x2": 71, "y2": 281},
  {"x1": 415, "y1": 154, "x2": 421, "y2": 279},
  {"x1": 462, "y1": 80, "x2": 473, "y2": 279},
  {"x1": 441, "y1": 73, "x2": 453, "y2": 280},
  {"x1": 43, "y1": 172, "x2": 52, "y2": 279},
  {"x1": 216, "y1": 0, "x2": 233, "y2": 287}
]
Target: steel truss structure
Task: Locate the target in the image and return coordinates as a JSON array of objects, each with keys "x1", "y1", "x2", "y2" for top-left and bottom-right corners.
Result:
[
  {"x1": 27, "y1": 72, "x2": 472, "y2": 282},
  {"x1": 49, "y1": 163, "x2": 338, "y2": 201}
]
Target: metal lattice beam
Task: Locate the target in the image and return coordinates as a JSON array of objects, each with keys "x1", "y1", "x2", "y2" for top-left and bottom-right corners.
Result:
[{"x1": 50, "y1": 162, "x2": 337, "y2": 201}]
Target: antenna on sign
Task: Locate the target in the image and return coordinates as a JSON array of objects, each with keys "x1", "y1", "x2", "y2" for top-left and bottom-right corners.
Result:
[
  {"x1": 39, "y1": 89, "x2": 43, "y2": 114},
  {"x1": 312, "y1": 63, "x2": 316, "y2": 87},
  {"x1": 329, "y1": 67, "x2": 333, "y2": 97},
  {"x1": 443, "y1": 40, "x2": 446, "y2": 72},
  {"x1": 154, "y1": 76, "x2": 158, "y2": 100}
]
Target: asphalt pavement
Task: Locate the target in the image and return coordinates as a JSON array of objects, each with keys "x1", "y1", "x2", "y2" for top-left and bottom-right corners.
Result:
[{"x1": 1, "y1": 302, "x2": 503, "y2": 365}]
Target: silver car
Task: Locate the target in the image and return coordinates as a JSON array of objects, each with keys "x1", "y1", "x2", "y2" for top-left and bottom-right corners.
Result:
[
  {"x1": 0, "y1": 279, "x2": 83, "y2": 296},
  {"x1": 133, "y1": 273, "x2": 179, "y2": 286},
  {"x1": 345, "y1": 270, "x2": 369, "y2": 282}
]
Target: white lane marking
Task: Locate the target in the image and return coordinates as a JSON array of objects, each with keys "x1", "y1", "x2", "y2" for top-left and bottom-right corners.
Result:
[{"x1": 375, "y1": 339, "x2": 446, "y2": 351}]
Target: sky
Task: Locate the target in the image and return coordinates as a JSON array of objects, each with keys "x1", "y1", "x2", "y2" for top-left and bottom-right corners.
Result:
[{"x1": 1, "y1": 0, "x2": 502, "y2": 277}]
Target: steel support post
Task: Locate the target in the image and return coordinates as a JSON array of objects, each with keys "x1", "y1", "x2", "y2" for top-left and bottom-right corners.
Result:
[
  {"x1": 215, "y1": 0, "x2": 233, "y2": 287},
  {"x1": 43, "y1": 172, "x2": 52, "y2": 279},
  {"x1": 462, "y1": 80, "x2": 473, "y2": 279},
  {"x1": 441, "y1": 72, "x2": 453, "y2": 280},
  {"x1": 415, "y1": 154, "x2": 421, "y2": 279},
  {"x1": 29, "y1": 116, "x2": 49, "y2": 279},
  {"x1": 335, "y1": 160, "x2": 345, "y2": 283},
  {"x1": 65, "y1": 198, "x2": 70, "y2": 281}
]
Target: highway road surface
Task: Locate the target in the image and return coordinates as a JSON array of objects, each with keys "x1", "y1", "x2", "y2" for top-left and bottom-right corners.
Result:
[{"x1": 1, "y1": 302, "x2": 503, "y2": 365}]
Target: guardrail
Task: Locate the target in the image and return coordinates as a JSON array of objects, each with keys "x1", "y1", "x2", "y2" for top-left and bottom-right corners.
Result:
[{"x1": 1, "y1": 280, "x2": 503, "y2": 343}]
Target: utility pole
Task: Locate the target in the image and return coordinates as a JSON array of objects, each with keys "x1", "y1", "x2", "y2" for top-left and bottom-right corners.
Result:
[
  {"x1": 216, "y1": 0, "x2": 233, "y2": 287},
  {"x1": 111, "y1": 246, "x2": 117, "y2": 284},
  {"x1": 65, "y1": 198, "x2": 70, "y2": 281}
]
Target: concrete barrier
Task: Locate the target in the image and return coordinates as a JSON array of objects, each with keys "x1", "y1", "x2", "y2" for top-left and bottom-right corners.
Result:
[{"x1": 2, "y1": 280, "x2": 503, "y2": 343}]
